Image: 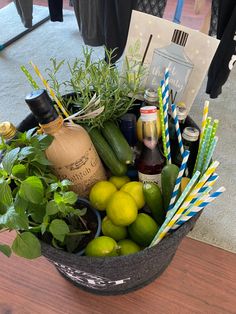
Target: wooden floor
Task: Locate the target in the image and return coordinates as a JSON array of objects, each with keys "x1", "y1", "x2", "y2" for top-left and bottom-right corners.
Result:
[{"x1": 1, "y1": 232, "x2": 236, "y2": 314}]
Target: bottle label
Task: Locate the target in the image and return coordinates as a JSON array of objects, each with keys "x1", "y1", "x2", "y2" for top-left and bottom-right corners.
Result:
[{"x1": 138, "y1": 172, "x2": 161, "y2": 187}]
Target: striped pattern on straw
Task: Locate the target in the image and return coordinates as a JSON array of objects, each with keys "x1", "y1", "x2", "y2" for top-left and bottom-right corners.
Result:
[
  {"x1": 200, "y1": 100, "x2": 209, "y2": 142},
  {"x1": 149, "y1": 160, "x2": 219, "y2": 247},
  {"x1": 161, "y1": 80, "x2": 171, "y2": 163},
  {"x1": 172, "y1": 186, "x2": 225, "y2": 230},
  {"x1": 167, "y1": 150, "x2": 190, "y2": 212},
  {"x1": 149, "y1": 170, "x2": 201, "y2": 247},
  {"x1": 30, "y1": 61, "x2": 70, "y2": 118}
]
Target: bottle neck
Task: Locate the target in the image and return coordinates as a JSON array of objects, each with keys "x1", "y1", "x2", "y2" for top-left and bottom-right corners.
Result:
[{"x1": 40, "y1": 116, "x2": 64, "y2": 135}]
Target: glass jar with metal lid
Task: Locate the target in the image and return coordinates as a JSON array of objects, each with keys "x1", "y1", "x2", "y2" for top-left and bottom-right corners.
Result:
[
  {"x1": 143, "y1": 88, "x2": 159, "y2": 107},
  {"x1": 0, "y1": 121, "x2": 17, "y2": 141}
]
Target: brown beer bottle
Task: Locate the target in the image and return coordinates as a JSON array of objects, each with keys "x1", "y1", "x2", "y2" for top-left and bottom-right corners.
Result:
[
  {"x1": 137, "y1": 106, "x2": 166, "y2": 186},
  {"x1": 25, "y1": 89, "x2": 106, "y2": 197}
]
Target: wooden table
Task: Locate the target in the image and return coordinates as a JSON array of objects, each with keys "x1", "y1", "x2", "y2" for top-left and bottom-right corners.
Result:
[{"x1": 1, "y1": 233, "x2": 235, "y2": 314}]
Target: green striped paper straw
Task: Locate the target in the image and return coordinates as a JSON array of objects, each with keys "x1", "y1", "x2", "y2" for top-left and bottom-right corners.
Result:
[
  {"x1": 21, "y1": 65, "x2": 39, "y2": 89},
  {"x1": 203, "y1": 119, "x2": 219, "y2": 164},
  {"x1": 193, "y1": 117, "x2": 212, "y2": 174},
  {"x1": 150, "y1": 170, "x2": 200, "y2": 247},
  {"x1": 198, "y1": 125, "x2": 212, "y2": 173},
  {"x1": 202, "y1": 136, "x2": 218, "y2": 173},
  {"x1": 158, "y1": 86, "x2": 168, "y2": 162}
]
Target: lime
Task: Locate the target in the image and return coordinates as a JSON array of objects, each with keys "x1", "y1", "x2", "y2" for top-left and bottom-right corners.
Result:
[
  {"x1": 118, "y1": 239, "x2": 141, "y2": 256},
  {"x1": 121, "y1": 181, "x2": 145, "y2": 209},
  {"x1": 102, "y1": 216, "x2": 127, "y2": 241},
  {"x1": 89, "y1": 181, "x2": 117, "y2": 211},
  {"x1": 106, "y1": 190, "x2": 138, "y2": 226},
  {"x1": 128, "y1": 213, "x2": 159, "y2": 247},
  {"x1": 109, "y1": 176, "x2": 130, "y2": 189},
  {"x1": 85, "y1": 236, "x2": 118, "y2": 257}
]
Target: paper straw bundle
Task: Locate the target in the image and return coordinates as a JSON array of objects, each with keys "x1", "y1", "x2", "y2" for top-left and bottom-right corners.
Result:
[
  {"x1": 167, "y1": 150, "x2": 190, "y2": 212},
  {"x1": 161, "y1": 80, "x2": 171, "y2": 163},
  {"x1": 150, "y1": 160, "x2": 220, "y2": 247},
  {"x1": 158, "y1": 87, "x2": 168, "y2": 162},
  {"x1": 30, "y1": 61, "x2": 70, "y2": 118},
  {"x1": 171, "y1": 186, "x2": 225, "y2": 230}
]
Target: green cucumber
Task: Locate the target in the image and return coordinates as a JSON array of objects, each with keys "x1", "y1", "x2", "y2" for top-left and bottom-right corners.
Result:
[
  {"x1": 143, "y1": 182, "x2": 165, "y2": 226},
  {"x1": 87, "y1": 127, "x2": 127, "y2": 176},
  {"x1": 161, "y1": 164, "x2": 180, "y2": 212},
  {"x1": 101, "y1": 121, "x2": 133, "y2": 164}
]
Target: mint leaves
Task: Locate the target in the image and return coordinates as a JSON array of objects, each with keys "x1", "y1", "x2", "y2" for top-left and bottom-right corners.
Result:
[{"x1": 0, "y1": 129, "x2": 87, "y2": 259}]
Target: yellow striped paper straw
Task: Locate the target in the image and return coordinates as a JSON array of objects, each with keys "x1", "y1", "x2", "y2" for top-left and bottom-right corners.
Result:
[
  {"x1": 150, "y1": 160, "x2": 219, "y2": 246},
  {"x1": 200, "y1": 100, "x2": 209, "y2": 142},
  {"x1": 30, "y1": 61, "x2": 70, "y2": 118}
]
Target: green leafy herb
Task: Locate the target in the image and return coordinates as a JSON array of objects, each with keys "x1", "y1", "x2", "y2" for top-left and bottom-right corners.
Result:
[{"x1": 0, "y1": 130, "x2": 91, "y2": 259}]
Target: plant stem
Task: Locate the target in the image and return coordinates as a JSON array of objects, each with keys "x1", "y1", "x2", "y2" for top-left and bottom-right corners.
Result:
[{"x1": 67, "y1": 230, "x2": 91, "y2": 236}]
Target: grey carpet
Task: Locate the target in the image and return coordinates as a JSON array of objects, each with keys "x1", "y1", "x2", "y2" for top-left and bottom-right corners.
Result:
[{"x1": 0, "y1": 3, "x2": 235, "y2": 253}]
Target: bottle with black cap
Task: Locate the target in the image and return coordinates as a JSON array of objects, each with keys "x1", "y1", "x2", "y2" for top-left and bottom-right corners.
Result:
[
  {"x1": 25, "y1": 89, "x2": 106, "y2": 197},
  {"x1": 146, "y1": 28, "x2": 194, "y2": 104}
]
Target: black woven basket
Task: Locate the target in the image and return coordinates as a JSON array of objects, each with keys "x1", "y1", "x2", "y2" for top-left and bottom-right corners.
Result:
[
  {"x1": 40, "y1": 212, "x2": 200, "y2": 295},
  {"x1": 16, "y1": 112, "x2": 201, "y2": 295}
]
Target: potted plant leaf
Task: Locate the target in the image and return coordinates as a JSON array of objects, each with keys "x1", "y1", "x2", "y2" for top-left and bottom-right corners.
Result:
[{"x1": 0, "y1": 128, "x2": 101, "y2": 259}]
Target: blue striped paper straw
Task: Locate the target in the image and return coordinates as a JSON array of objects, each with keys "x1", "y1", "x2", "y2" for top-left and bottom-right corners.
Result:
[
  {"x1": 150, "y1": 161, "x2": 219, "y2": 246},
  {"x1": 195, "y1": 125, "x2": 212, "y2": 173},
  {"x1": 182, "y1": 186, "x2": 212, "y2": 216},
  {"x1": 167, "y1": 150, "x2": 190, "y2": 212},
  {"x1": 188, "y1": 172, "x2": 219, "y2": 206},
  {"x1": 161, "y1": 80, "x2": 171, "y2": 163},
  {"x1": 172, "y1": 186, "x2": 225, "y2": 230},
  {"x1": 171, "y1": 103, "x2": 184, "y2": 157},
  {"x1": 163, "y1": 68, "x2": 170, "y2": 108},
  {"x1": 202, "y1": 136, "x2": 218, "y2": 174},
  {"x1": 150, "y1": 170, "x2": 200, "y2": 247}
]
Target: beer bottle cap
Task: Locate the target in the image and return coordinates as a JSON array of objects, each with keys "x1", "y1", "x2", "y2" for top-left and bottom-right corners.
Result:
[
  {"x1": 0, "y1": 121, "x2": 17, "y2": 140},
  {"x1": 183, "y1": 127, "x2": 200, "y2": 142},
  {"x1": 25, "y1": 89, "x2": 59, "y2": 125}
]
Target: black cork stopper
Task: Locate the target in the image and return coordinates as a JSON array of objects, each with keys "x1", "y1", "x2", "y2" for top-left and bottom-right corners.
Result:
[{"x1": 25, "y1": 89, "x2": 58, "y2": 124}]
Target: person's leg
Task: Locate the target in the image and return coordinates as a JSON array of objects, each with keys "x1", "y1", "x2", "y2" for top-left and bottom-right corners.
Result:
[{"x1": 14, "y1": 0, "x2": 33, "y2": 28}]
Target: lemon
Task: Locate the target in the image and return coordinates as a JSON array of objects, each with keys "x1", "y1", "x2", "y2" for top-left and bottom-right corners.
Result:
[
  {"x1": 89, "y1": 181, "x2": 117, "y2": 211},
  {"x1": 137, "y1": 111, "x2": 162, "y2": 141},
  {"x1": 128, "y1": 213, "x2": 159, "y2": 247},
  {"x1": 109, "y1": 176, "x2": 130, "y2": 189},
  {"x1": 118, "y1": 239, "x2": 141, "y2": 256},
  {"x1": 181, "y1": 177, "x2": 190, "y2": 193},
  {"x1": 106, "y1": 190, "x2": 138, "y2": 226},
  {"x1": 121, "y1": 181, "x2": 145, "y2": 210},
  {"x1": 85, "y1": 236, "x2": 118, "y2": 257},
  {"x1": 102, "y1": 216, "x2": 127, "y2": 241}
]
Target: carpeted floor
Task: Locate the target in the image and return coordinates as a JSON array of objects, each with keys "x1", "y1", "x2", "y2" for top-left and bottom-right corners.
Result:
[{"x1": 0, "y1": 3, "x2": 235, "y2": 253}]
